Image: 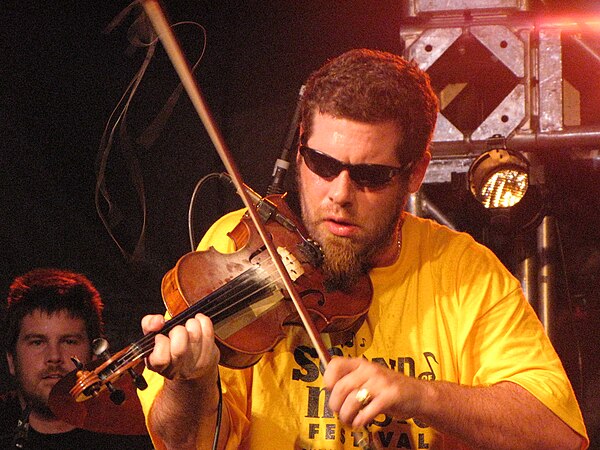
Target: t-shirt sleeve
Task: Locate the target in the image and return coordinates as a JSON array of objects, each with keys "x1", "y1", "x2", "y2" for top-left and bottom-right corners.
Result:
[{"x1": 454, "y1": 240, "x2": 588, "y2": 446}]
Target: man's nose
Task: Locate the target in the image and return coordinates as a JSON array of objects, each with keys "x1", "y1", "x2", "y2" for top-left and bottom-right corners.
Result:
[
  {"x1": 46, "y1": 342, "x2": 65, "y2": 363},
  {"x1": 327, "y1": 169, "x2": 356, "y2": 206}
]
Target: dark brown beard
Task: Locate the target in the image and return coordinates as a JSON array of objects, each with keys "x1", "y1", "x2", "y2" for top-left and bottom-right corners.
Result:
[{"x1": 319, "y1": 234, "x2": 368, "y2": 292}]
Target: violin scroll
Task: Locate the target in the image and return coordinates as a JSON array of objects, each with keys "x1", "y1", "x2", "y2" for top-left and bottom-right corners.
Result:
[{"x1": 69, "y1": 341, "x2": 147, "y2": 405}]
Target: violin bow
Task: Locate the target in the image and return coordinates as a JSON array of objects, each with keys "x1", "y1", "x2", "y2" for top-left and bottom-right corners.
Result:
[{"x1": 140, "y1": 1, "x2": 375, "y2": 448}]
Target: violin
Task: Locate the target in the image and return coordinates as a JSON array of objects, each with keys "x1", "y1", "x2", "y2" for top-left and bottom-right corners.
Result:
[{"x1": 68, "y1": 191, "x2": 372, "y2": 402}]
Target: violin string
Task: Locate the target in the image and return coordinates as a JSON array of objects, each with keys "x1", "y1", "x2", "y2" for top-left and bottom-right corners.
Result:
[
  {"x1": 202, "y1": 262, "x2": 285, "y2": 321},
  {"x1": 117, "y1": 267, "x2": 271, "y2": 363},
  {"x1": 120, "y1": 263, "x2": 283, "y2": 364},
  {"x1": 114, "y1": 256, "x2": 293, "y2": 366}
]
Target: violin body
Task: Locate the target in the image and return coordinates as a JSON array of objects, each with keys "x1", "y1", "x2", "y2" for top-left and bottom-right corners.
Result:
[{"x1": 161, "y1": 195, "x2": 373, "y2": 368}]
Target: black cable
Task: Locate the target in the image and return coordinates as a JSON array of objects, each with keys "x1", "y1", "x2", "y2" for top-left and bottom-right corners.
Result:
[
  {"x1": 188, "y1": 172, "x2": 226, "y2": 251},
  {"x1": 187, "y1": 172, "x2": 224, "y2": 449},
  {"x1": 188, "y1": 87, "x2": 309, "y2": 447},
  {"x1": 211, "y1": 372, "x2": 223, "y2": 450}
]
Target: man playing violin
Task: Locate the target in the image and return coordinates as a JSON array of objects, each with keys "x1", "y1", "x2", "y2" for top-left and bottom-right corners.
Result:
[{"x1": 138, "y1": 49, "x2": 589, "y2": 449}]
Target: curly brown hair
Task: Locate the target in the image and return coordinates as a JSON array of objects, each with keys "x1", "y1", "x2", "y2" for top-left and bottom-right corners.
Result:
[
  {"x1": 300, "y1": 48, "x2": 439, "y2": 165},
  {"x1": 3, "y1": 268, "x2": 104, "y2": 354}
]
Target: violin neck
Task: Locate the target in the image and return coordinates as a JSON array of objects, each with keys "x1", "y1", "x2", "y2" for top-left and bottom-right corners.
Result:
[{"x1": 128, "y1": 264, "x2": 276, "y2": 362}]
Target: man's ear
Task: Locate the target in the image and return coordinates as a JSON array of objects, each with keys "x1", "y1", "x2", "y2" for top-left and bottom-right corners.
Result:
[
  {"x1": 296, "y1": 145, "x2": 303, "y2": 168},
  {"x1": 407, "y1": 151, "x2": 431, "y2": 194},
  {"x1": 6, "y1": 352, "x2": 15, "y2": 377}
]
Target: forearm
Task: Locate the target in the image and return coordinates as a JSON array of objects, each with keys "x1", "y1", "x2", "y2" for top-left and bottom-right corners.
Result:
[
  {"x1": 420, "y1": 380, "x2": 582, "y2": 450},
  {"x1": 148, "y1": 375, "x2": 230, "y2": 450}
]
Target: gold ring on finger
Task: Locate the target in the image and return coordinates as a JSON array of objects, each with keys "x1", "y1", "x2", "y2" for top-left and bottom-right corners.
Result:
[{"x1": 355, "y1": 387, "x2": 372, "y2": 408}]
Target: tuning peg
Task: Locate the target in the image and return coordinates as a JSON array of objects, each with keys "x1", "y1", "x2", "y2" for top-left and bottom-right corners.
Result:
[
  {"x1": 106, "y1": 381, "x2": 126, "y2": 405},
  {"x1": 70, "y1": 356, "x2": 85, "y2": 371},
  {"x1": 128, "y1": 368, "x2": 148, "y2": 391},
  {"x1": 83, "y1": 383, "x2": 101, "y2": 398},
  {"x1": 92, "y1": 338, "x2": 111, "y2": 359}
]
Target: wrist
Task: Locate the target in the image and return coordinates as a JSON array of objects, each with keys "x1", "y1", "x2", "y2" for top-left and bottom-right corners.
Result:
[
  {"x1": 414, "y1": 378, "x2": 440, "y2": 423},
  {"x1": 163, "y1": 368, "x2": 221, "y2": 413}
]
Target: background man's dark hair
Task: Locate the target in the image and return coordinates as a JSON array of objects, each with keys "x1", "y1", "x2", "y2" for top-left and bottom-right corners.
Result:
[
  {"x1": 299, "y1": 48, "x2": 439, "y2": 165},
  {"x1": 3, "y1": 268, "x2": 105, "y2": 355}
]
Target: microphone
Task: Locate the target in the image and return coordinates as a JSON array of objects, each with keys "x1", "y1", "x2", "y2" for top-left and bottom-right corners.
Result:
[{"x1": 267, "y1": 85, "x2": 305, "y2": 196}]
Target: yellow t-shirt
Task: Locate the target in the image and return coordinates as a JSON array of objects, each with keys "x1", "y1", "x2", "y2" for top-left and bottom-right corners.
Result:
[{"x1": 139, "y1": 211, "x2": 588, "y2": 449}]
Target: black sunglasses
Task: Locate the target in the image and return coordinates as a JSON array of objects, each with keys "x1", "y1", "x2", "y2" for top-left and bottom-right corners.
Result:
[{"x1": 299, "y1": 145, "x2": 412, "y2": 189}]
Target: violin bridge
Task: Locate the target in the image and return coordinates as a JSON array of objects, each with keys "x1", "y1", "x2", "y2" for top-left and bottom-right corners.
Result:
[{"x1": 277, "y1": 246, "x2": 304, "y2": 281}]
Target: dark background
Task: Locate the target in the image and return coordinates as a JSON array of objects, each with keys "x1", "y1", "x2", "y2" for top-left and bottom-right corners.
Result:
[{"x1": 1, "y1": 0, "x2": 599, "y2": 446}]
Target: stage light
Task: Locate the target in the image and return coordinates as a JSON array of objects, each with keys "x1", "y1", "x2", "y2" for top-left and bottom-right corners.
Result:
[{"x1": 468, "y1": 137, "x2": 530, "y2": 209}]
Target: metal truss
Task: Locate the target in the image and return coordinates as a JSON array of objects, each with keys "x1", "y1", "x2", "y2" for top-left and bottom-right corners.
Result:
[{"x1": 400, "y1": 4, "x2": 600, "y2": 183}]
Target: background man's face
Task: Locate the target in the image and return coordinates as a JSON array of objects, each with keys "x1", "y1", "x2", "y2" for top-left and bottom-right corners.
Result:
[{"x1": 6, "y1": 309, "x2": 91, "y2": 411}]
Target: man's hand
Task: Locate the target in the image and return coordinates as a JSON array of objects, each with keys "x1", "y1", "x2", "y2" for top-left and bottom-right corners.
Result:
[
  {"x1": 324, "y1": 357, "x2": 427, "y2": 429},
  {"x1": 141, "y1": 314, "x2": 225, "y2": 449},
  {"x1": 141, "y1": 313, "x2": 220, "y2": 382}
]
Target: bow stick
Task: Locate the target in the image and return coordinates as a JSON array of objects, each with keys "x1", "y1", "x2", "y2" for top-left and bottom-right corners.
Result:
[{"x1": 140, "y1": 1, "x2": 375, "y2": 448}]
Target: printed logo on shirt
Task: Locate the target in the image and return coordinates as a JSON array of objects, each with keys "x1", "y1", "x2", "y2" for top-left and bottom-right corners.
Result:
[{"x1": 290, "y1": 343, "x2": 439, "y2": 448}]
